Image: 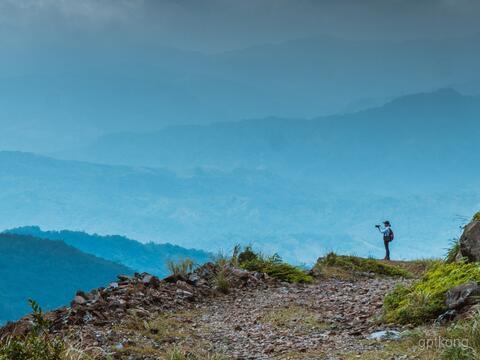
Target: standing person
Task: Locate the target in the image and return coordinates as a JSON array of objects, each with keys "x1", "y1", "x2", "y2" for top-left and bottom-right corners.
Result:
[{"x1": 376, "y1": 221, "x2": 394, "y2": 260}]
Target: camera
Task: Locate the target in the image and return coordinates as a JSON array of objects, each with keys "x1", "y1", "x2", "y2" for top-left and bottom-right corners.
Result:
[{"x1": 375, "y1": 224, "x2": 381, "y2": 228}]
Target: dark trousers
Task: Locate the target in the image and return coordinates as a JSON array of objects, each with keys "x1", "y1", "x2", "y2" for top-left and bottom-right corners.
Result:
[{"x1": 384, "y1": 240, "x2": 390, "y2": 260}]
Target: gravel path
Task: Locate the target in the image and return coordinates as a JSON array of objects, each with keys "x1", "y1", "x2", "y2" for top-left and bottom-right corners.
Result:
[{"x1": 192, "y1": 278, "x2": 410, "y2": 359}]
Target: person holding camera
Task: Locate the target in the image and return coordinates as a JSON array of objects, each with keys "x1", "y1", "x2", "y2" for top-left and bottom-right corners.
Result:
[{"x1": 376, "y1": 221, "x2": 394, "y2": 260}]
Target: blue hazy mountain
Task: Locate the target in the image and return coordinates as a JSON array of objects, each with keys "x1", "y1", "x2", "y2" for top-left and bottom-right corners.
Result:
[
  {"x1": 0, "y1": 233, "x2": 132, "y2": 324},
  {"x1": 0, "y1": 150, "x2": 477, "y2": 264},
  {"x1": 68, "y1": 89, "x2": 480, "y2": 193},
  {"x1": 5, "y1": 226, "x2": 211, "y2": 278},
  {"x1": 1, "y1": 35, "x2": 480, "y2": 153}
]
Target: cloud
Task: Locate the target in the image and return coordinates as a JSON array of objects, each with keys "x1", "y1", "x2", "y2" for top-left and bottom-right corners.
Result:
[
  {"x1": 0, "y1": 0, "x2": 479, "y2": 51},
  {"x1": 0, "y1": 0, "x2": 142, "y2": 20}
]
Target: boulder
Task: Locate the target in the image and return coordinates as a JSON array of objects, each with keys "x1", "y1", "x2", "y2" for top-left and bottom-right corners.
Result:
[
  {"x1": 367, "y1": 330, "x2": 402, "y2": 341},
  {"x1": 459, "y1": 221, "x2": 480, "y2": 262},
  {"x1": 445, "y1": 282, "x2": 480, "y2": 310},
  {"x1": 72, "y1": 295, "x2": 87, "y2": 306},
  {"x1": 435, "y1": 309, "x2": 457, "y2": 324},
  {"x1": 141, "y1": 274, "x2": 160, "y2": 287}
]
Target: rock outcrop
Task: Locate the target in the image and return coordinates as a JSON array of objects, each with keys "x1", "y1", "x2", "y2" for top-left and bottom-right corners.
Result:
[
  {"x1": 458, "y1": 220, "x2": 480, "y2": 262},
  {"x1": 0, "y1": 259, "x2": 413, "y2": 359},
  {"x1": 446, "y1": 282, "x2": 480, "y2": 310},
  {"x1": 0, "y1": 263, "x2": 273, "y2": 342}
]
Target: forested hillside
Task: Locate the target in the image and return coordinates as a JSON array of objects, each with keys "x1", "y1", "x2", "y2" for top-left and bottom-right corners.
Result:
[
  {"x1": 0, "y1": 234, "x2": 132, "y2": 324},
  {"x1": 6, "y1": 227, "x2": 211, "y2": 277}
]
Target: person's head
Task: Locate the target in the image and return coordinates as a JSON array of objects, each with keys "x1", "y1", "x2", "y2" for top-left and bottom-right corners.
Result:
[{"x1": 383, "y1": 220, "x2": 391, "y2": 227}]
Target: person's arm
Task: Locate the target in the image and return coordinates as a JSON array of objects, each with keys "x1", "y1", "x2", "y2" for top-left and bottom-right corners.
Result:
[{"x1": 378, "y1": 227, "x2": 388, "y2": 234}]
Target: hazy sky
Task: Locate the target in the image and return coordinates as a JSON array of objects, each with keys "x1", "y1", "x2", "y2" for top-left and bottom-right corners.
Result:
[
  {"x1": 1, "y1": 0, "x2": 480, "y2": 52},
  {"x1": 1, "y1": 0, "x2": 480, "y2": 153}
]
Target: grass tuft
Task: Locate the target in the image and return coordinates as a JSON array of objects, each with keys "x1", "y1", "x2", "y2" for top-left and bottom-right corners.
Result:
[
  {"x1": 445, "y1": 239, "x2": 461, "y2": 263},
  {"x1": 214, "y1": 269, "x2": 231, "y2": 294},
  {"x1": 167, "y1": 258, "x2": 196, "y2": 277}
]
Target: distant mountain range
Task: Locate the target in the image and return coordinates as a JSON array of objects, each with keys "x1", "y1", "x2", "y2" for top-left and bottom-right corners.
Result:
[
  {"x1": 5, "y1": 226, "x2": 211, "y2": 277},
  {"x1": 64, "y1": 89, "x2": 480, "y2": 193},
  {"x1": 0, "y1": 147, "x2": 477, "y2": 264},
  {"x1": 2, "y1": 35, "x2": 480, "y2": 153},
  {"x1": 1, "y1": 88, "x2": 479, "y2": 268},
  {"x1": 0, "y1": 233, "x2": 132, "y2": 324}
]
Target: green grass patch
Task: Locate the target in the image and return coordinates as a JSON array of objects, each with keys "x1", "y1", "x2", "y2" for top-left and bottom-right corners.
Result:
[
  {"x1": 313, "y1": 252, "x2": 411, "y2": 279},
  {"x1": 0, "y1": 300, "x2": 92, "y2": 360},
  {"x1": 237, "y1": 247, "x2": 313, "y2": 284},
  {"x1": 383, "y1": 261, "x2": 480, "y2": 325}
]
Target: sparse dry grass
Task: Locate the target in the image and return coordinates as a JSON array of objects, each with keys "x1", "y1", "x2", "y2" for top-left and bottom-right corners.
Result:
[
  {"x1": 114, "y1": 309, "x2": 229, "y2": 359},
  {"x1": 260, "y1": 305, "x2": 328, "y2": 331},
  {"x1": 116, "y1": 343, "x2": 228, "y2": 360},
  {"x1": 117, "y1": 310, "x2": 199, "y2": 343},
  {"x1": 214, "y1": 268, "x2": 230, "y2": 294},
  {"x1": 167, "y1": 259, "x2": 196, "y2": 277}
]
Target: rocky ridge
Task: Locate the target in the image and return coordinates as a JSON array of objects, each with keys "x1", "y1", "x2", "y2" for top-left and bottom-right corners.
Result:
[{"x1": 0, "y1": 261, "x2": 413, "y2": 359}]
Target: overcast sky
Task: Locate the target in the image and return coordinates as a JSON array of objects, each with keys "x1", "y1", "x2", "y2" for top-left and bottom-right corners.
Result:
[
  {"x1": 1, "y1": 0, "x2": 480, "y2": 52},
  {"x1": 1, "y1": 0, "x2": 480, "y2": 153}
]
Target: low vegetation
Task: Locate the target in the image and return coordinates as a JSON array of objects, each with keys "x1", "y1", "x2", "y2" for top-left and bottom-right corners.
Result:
[
  {"x1": 350, "y1": 309, "x2": 480, "y2": 360},
  {"x1": 313, "y1": 252, "x2": 411, "y2": 280},
  {"x1": 384, "y1": 261, "x2": 480, "y2": 325},
  {"x1": 235, "y1": 246, "x2": 313, "y2": 283},
  {"x1": 0, "y1": 300, "x2": 88, "y2": 360}
]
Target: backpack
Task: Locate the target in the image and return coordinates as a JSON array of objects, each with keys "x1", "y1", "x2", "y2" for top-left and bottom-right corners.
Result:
[{"x1": 385, "y1": 228, "x2": 394, "y2": 242}]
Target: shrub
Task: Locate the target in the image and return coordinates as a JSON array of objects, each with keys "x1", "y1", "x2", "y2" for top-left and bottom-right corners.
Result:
[
  {"x1": 314, "y1": 252, "x2": 411, "y2": 278},
  {"x1": 383, "y1": 262, "x2": 480, "y2": 325},
  {"x1": 237, "y1": 247, "x2": 313, "y2": 284},
  {"x1": 237, "y1": 246, "x2": 258, "y2": 264},
  {"x1": 0, "y1": 300, "x2": 65, "y2": 360},
  {"x1": 166, "y1": 258, "x2": 195, "y2": 277}
]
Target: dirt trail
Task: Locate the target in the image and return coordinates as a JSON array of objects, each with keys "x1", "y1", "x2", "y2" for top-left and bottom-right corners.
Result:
[{"x1": 189, "y1": 277, "x2": 410, "y2": 359}]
